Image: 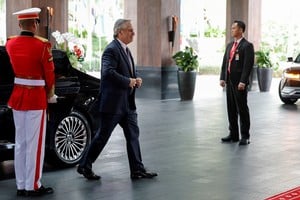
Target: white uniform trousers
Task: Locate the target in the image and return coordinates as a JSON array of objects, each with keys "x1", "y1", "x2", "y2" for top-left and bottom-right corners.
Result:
[{"x1": 12, "y1": 109, "x2": 46, "y2": 191}]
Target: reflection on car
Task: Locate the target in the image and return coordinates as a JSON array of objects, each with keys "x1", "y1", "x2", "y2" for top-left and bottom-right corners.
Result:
[
  {"x1": 279, "y1": 53, "x2": 300, "y2": 104},
  {"x1": 0, "y1": 46, "x2": 100, "y2": 167}
]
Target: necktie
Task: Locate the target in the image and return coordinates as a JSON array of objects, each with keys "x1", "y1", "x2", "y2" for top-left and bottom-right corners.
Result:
[
  {"x1": 126, "y1": 47, "x2": 134, "y2": 94},
  {"x1": 228, "y1": 42, "x2": 238, "y2": 73},
  {"x1": 126, "y1": 47, "x2": 133, "y2": 75}
]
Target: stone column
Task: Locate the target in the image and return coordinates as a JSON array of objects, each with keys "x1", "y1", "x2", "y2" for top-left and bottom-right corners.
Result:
[
  {"x1": 226, "y1": 0, "x2": 261, "y2": 51},
  {"x1": 125, "y1": 0, "x2": 181, "y2": 99}
]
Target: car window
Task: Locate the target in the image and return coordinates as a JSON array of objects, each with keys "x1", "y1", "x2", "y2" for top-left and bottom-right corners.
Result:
[
  {"x1": 0, "y1": 46, "x2": 14, "y2": 85},
  {"x1": 294, "y1": 54, "x2": 300, "y2": 63},
  {"x1": 87, "y1": 71, "x2": 100, "y2": 79}
]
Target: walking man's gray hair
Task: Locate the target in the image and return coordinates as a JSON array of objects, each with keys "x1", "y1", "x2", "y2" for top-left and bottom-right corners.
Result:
[{"x1": 113, "y1": 19, "x2": 131, "y2": 38}]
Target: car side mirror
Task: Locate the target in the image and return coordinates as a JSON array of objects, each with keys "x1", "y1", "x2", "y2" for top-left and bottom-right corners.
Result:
[{"x1": 287, "y1": 57, "x2": 293, "y2": 62}]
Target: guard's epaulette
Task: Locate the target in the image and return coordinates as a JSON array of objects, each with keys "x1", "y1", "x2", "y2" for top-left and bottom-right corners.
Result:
[
  {"x1": 34, "y1": 35, "x2": 49, "y2": 42},
  {"x1": 7, "y1": 35, "x2": 18, "y2": 41}
]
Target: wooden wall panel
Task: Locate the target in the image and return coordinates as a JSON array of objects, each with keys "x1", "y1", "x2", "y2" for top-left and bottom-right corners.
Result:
[
  {"x1": 161, "y1": 0, "x2": 180, "y2": 67},
  {"x1": 6, "y1": 0, "x2": 32, "y2": 37},
  {"x1": 32, "y1": 0, "x2": 68, "y2": 44},
  {"x1": 248, "y1": 0, "x2": 261, "y2": 51},
  {"x1": 136, "y1": 0, "x2": 161, "y2": 67},
  {"x1": 226, "y1": 0, "x2": 261, "y2": 50},
  {"x1": 6, "y1": 0, "x2": 68, "y2": 45},
  {"x1": 124, "y1": 0, "x2": 180, "y2": 67}
]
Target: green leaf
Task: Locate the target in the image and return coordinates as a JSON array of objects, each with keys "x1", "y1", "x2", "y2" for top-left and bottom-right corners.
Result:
[{"x1": 172, "y1": 46, "x2": 199, "y2": 72}]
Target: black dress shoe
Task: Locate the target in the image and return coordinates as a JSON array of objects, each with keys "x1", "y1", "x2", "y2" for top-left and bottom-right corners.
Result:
[
  {"x1": 131, "y1": 170, "x2": 158, "y2": 179},
  {"x1": 77, "y1": 166, "x2": 101, "y2": 180},
  {"x1": 239, "y1": 138, "x2": 250, "y2": 145},
  {"x1": 16, "y1": 189, "x2": 26, "y2": 196},
  {"x1": 25, "y1": 186, "x2": 54, "y2": 196},
  {"x1": 221, "y1": 135, "x2": 239, "y2": 143}
]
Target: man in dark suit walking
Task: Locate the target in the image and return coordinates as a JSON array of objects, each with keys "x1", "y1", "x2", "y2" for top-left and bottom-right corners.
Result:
[
  {"x1": 77, "y1": 19, "x2": 157, "y2": 180},
  {"x1": 219, "y1": 20, "x2": 254, "y2": 145}
]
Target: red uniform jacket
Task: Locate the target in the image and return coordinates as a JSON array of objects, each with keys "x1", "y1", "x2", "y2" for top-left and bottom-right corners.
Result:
[{"x1": 6, "y1": 31, "x2": 55, "y2": 110}]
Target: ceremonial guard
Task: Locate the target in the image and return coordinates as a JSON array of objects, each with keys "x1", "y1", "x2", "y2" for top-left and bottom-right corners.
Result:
[{"x1": 6, "y1": 7, "x2": 56, "y2": 197}]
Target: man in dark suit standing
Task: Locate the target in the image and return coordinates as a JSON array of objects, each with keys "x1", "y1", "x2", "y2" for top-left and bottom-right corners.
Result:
[
  {"x1": 220, "y1": 20, "x2": 254, "y2": 145},
  {"x1": 77, "y1": 19, "x2": 157, "y2": 180}
]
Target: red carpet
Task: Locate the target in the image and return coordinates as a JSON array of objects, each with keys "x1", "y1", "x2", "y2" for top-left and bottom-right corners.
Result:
[{"x1": 265, "y1": 186, "x2": 300, "y2": 200}]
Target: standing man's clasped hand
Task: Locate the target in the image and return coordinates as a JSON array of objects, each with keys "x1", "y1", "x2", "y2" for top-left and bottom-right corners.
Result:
[
  {"x1": 220, "y1": 80, "x2": 246, "y2": 90},
  {"x1": 220, "y1": 80, "x2": 226, "y2": 87},
  {"x1": 237, "y1": 82, "x2": 246, "y2": 90}
]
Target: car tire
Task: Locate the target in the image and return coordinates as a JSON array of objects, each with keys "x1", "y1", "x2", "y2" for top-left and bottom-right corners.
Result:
[
  {"x1": 46, "y1": 111, "x2": 91, "y2": 168},
  {"x1": 279, "y1": 81, "x2": 298, "y2": 104}
]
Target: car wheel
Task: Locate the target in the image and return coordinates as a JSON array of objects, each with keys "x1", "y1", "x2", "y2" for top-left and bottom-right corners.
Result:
[
  {"x1": 278, "y1": 81, "x2": 298, "y2": 104},
  {"x1": 46, "y1": 111, "x2": 91, "y2": 167}
]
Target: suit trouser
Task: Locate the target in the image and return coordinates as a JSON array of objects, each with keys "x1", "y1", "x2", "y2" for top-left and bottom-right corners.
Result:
[
  {"x1": 12, "y1": 109, "x2": 46, "y2": 191},
  {"x1": 226, "y1": 80, "x2": 250, "y2": 140},
  {"x1": 80, "y1": 109, "x2": 145, "y2": 173}
]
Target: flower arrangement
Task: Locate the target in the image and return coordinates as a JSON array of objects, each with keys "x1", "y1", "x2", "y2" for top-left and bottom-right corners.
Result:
[{"x1": 51, "y1": 30, "x2": 85, "y2": 69}]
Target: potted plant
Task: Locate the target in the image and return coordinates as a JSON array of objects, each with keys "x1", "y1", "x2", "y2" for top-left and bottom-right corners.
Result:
[
  {"x1": 255, "y1": 49, "x2": 273, "y2": 92},
  {"x1": 172, "y1": 46, "x2": 199, "y2": 100}
]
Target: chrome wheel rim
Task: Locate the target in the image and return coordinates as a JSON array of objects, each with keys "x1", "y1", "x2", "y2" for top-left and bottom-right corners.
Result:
[{"x1": 54, "y1": 115, "x2": 88, "y2": 164}]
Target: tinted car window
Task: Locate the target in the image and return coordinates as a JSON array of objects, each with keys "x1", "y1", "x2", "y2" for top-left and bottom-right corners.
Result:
[
  {"x1": 0, "y1": 46, "x2": 14, "y2": 104},
  {"x1": 294, "y1": 54, "x2": 300, "y2": 63}
]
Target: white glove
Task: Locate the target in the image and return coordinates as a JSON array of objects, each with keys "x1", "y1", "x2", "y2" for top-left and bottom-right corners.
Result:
[{"x1": 48, "y1": 94, "x2": 58, "y2": 103}]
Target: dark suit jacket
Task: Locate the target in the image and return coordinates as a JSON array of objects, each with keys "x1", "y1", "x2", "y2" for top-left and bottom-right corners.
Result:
[
  {"x1": 98, "y1": 39, "x2": 137, "y2": 114},
  {"x1": 220, "y1": 38, "x2": 254, "y2": 85}
]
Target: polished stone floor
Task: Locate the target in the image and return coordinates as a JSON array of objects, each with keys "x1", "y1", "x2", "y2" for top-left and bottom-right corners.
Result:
[{"x1": 1, "y1": 75, "x2": 300, "y2": 200}]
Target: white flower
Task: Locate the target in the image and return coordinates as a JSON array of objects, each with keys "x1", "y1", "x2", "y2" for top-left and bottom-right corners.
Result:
[
  {"x1": 51, "y1": 30, "x2": 86, "y2": 70},
  {"x1": 51, "y1": 30, "x2": 64, "y2": 44},
  {"x1": 62, "y1": 32, "x2": 79, "y2": 44}
]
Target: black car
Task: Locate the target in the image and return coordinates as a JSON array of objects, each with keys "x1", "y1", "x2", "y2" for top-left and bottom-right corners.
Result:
[
  {"x1": 0, "y1": 46, "x2": 100, "y2": 167},
  {"x1": 279, "y1": 53, "x2": 300, "y2": 104}
]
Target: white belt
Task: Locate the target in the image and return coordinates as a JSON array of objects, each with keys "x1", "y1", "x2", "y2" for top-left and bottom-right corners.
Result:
[{"x1": 14, "y1": 77, "x2": 45, "y2": 86}]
